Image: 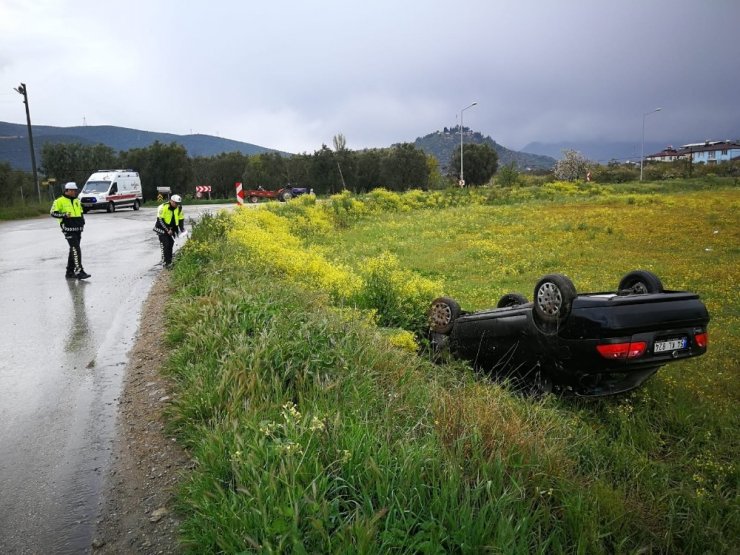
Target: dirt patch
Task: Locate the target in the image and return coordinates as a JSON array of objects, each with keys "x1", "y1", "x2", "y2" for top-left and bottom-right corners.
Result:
[{"x1": 93, "y1": 272, "x2": 191, "y2": 554}]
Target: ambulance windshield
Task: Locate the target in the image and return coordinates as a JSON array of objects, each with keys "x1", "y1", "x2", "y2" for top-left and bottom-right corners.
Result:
[{"x1": 82, "y1": 181, "x2": 110, "y2": 193}]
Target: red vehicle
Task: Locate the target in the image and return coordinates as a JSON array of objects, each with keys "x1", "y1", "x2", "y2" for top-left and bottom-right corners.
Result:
[{"x1": 245, "y1": 187, "x2": 310, "y2": 203}]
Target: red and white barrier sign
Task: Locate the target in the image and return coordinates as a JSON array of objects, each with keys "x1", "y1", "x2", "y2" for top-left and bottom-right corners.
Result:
[
  {"x1": 235, "y1": 182, "x2": 244, "y2": 205},
  {"x1": 196, "y1": 185, "x2": 212, "y2": 193}
]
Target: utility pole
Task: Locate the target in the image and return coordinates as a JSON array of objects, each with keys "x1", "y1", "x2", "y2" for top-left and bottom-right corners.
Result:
[{"x1": 13, "y1": 83, "x2": 40, "y2": 203}]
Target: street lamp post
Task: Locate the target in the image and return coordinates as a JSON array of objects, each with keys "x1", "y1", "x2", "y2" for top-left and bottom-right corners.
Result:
[
  {"x1": 459, "y1": 102, "x2": 477, "y2": 187},
  {"x1": 640, "y1": 107, "x2": 662, "y2": 182},
  {"x1": 13, "y1": 83, "x2": 40, "y2": 203}
]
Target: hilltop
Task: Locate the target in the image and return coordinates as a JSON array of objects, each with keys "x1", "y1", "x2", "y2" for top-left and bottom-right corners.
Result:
[{"x1": 412, "y1": 127, "x2": 556, "y2": 171}]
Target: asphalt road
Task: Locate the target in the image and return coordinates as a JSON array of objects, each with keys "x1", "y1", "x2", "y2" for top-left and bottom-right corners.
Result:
[{"x1": 0, "y1": 203, "x2": 233, "y2": 554}]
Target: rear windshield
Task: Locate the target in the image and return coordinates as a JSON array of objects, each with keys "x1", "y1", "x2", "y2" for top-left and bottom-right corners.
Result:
[{"x1": 82, "y1": 181, "x2": 110, "y2": 193}]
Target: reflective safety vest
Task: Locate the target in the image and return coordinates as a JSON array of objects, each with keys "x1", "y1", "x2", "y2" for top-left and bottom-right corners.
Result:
[
  {"x1": 155, "y1": 203, "x2": 184, "y2": 233},
  {"x1": 50, "y1": 195, "x2": 85, "y2": 232}
]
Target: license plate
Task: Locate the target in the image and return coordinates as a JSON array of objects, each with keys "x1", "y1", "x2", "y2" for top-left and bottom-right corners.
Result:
[{"x1": 654, "y1": 338, "x2": 687, "y2": 352}]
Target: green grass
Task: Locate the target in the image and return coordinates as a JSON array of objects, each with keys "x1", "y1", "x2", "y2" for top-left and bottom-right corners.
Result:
[
  {"x1": 164, "y1": 181, "x2": 739, "y2": 553},
  {"x1": 0, "y1": 200, "x2": 50, "y2": 220}
]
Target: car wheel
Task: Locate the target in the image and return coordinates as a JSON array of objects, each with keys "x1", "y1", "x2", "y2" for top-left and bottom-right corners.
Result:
[
  {"x1": 107, "y1": 202, "x2": 115, "y2": 213},
  {"x1": 618, "y1": 270, "x2": 663, "y2": 294},
  {"x1": 533, "y1": 274, "x2": 576, "y2": 323},
  {"x1": 82, "y1": 207, "x2": 89, "y2": 214},
  {"x1": 133, "y1": 199, "x2": 140, "y2": 210},
  {"x1": 428, "y1": 297, "x2": 461, "y2": 334},
  {"x1": 249, "y1": 196, "x2": 259, "y2": 204},
  {"x1": 281, "y1": 191, "x2": 293, "y2": 202},
  {"x1": 497, "y1": 293, "x2": 528, "y2": 308}
]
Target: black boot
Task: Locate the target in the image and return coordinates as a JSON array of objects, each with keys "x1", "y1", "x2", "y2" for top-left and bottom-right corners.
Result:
[{"x1": 75, "y1": 270, "x2": 91, "y2": 280}]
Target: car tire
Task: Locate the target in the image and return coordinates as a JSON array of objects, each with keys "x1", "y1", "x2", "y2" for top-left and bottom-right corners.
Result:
[
  {"x1": 133, "y1": 199, "x2": 140, "y2": 211},
  {"x1": 107, "y1": 202, "x2": 115, "y2": 213},
  {"x1": 249, "y1": 196, "x2": 259, "y2": 204},
  {"x1": 497, "y1": 293, "x2": 528, "y2": 308},
  {"x1": 533, "y1": 274, "x2": 576, "y2": 323},
  {"x1": 280, "y1": 191, "x2": 293, "y2": 202},
  {"x1": 82, "y1": 207, "x2": 89, "y2": 214},
  {"x1": 618, "y1": 270, "x2": 663, "y2": 294},
  {"x1": 428, "y1": 297, "x2": 461, "y2": 334}
]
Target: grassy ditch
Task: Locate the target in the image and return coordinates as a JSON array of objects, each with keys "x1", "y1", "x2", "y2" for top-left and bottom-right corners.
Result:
[{"x1": 165, "y1": 181, "x2": 738, "y2": 553}]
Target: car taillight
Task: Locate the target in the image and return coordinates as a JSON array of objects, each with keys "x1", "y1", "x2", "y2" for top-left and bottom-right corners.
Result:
[
  {"x1": 596, "y1": 341, "x2": 647, "y2": 359},
  {"x1": 694, "y1": 332, "x2": 708, "y2": 348}
]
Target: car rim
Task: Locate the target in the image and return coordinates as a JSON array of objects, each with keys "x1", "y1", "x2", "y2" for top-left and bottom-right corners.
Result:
[
  {"x1": 429, "y1": 302, "x2": 452, "y2": 328},
  {"x1": 632, "y1": 281, "x2": 648, "y2": 294},
  {"x1": 537, "y1": 282, "x2": 562, "y2": 316}
]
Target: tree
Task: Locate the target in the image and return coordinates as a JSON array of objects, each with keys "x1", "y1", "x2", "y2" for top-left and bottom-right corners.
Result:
[
  {"x1": 285, "y1": 154, "x2": 313, "y2": 190},
  {"x1": 554, "y1": 149, "x2": 589, "y2": 181},
  {"x1": 0, "y1": 162, "x2": 35, "y2": 204},
  {"x1": 496, "y1": 162, "x2": 520, "y2": 187},
  {"x1": 381, "y1": 143, "x2": 429, "y2": 190},
  {"x1": 355, "y1": 149, "x2": 383, "y2": 193},
  {"x1": 310, "y1": 145, "x2": 342, "y2": 194},
  {"x1": 192, "y1": 152, "x2": 248, "y2": 198},
  {"x1": 332, "y1": 133, "x2": 346, "y2": 152},
  {"x1": 40, "y1": 142, "x2": 117, "y2": 190},
  {"x1": 119, "y1": 141, "x2": 191, "y2": 200},
  {"x1": 425, "y1": 154, "x2": 447, "y2": 190},
  {"x1": 242, "y1": 152, "x2": 287, "y2": 190},
  {"x1": 449, "y1": 143, "x2": 499, "y2": 186}
]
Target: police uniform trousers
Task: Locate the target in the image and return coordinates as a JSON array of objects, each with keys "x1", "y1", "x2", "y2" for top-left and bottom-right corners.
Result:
[
  {"x1": 159, "y1": 233, "x2": 175, "y2": 265},
  {"x1": 65, "y1": 232, "x2": 83, "y2": 274}
]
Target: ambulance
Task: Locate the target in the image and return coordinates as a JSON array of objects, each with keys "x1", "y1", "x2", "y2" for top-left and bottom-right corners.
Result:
[{"x1": 80, "y1": 169, "x2": 144, "y2": 213}]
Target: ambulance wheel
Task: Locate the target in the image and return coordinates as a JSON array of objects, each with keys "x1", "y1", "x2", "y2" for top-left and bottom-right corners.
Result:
[
  {"x1": 107, "y1": 202, "x2": 116, "y2": 213},
  {"x1": 133, "y1": 199, "x2": 140, "y2": 211}
]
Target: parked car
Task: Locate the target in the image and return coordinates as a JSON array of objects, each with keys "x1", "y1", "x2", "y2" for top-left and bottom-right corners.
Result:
[{"x1": 428, "y1": 271, "x2": 710, "y2": 396}]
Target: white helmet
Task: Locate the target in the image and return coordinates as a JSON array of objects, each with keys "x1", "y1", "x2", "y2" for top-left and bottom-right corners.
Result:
[
  {"x1": 170, "y1": 194, "x2": 182, "y2": 203},
  {"x1": 64, "y1": 182, "x2": 78, "y2": 190}
]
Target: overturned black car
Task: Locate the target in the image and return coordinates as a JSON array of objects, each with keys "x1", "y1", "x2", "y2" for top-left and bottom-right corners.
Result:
[{"x1": 428, "y1": 271, "x2": 710, "y2": 396}]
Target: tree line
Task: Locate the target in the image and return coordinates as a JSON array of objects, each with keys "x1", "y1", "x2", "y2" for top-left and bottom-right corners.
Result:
[
  {"x1": 20, "y1": 139, "x2": 499, "y2": 202},
  {"x1": 6, "y1": 138, "x2": 733, "y2": 206}
]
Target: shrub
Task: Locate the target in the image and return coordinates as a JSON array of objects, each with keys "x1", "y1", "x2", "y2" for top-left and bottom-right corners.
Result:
[{"x1": 351, "y1": 252, "x2": 443, "y2": 332}]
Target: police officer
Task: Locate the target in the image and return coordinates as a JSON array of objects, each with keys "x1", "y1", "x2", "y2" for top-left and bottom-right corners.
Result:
[
  {"x1": 153, "y1": 194, "x2": 185, "y2": 268},
  {"x1": 50, "y1": 182, "x2": 91, "y2": 279}
]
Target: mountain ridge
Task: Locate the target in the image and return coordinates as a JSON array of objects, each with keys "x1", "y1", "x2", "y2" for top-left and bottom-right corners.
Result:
[
  {"x1": 0, "y1": 121, "x2": 282, "y2": 171},
  {"x1": 1, "y1": 120, "x2": 554, "y2": 172}
]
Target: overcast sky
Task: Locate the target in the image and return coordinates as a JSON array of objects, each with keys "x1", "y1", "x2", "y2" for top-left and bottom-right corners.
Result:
[{"x1": 1, "y1": 0, "x2": 738, "y2": 154}]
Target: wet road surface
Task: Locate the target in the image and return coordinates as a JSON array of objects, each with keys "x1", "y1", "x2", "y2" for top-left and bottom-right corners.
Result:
[{"x1": 0, "y1": 204, "x2": 232, "y2": 554}]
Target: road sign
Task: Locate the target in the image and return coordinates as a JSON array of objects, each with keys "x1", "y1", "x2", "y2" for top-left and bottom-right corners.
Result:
[
  {"x1": 235, "y1": 182, "x2": 244, "y2": 205},
  {"x1": 195, "y1": 185, "x2": 212, "y2": 193}
]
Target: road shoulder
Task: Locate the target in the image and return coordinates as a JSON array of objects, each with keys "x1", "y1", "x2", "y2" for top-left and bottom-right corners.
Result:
[{"x1": 94, "y1": 272, "x2": 190, "y2": 553}]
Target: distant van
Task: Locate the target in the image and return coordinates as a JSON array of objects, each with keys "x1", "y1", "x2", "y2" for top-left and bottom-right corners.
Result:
[{"x1": 80, "y1": 169, "x2": 144, "y2": 213}]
